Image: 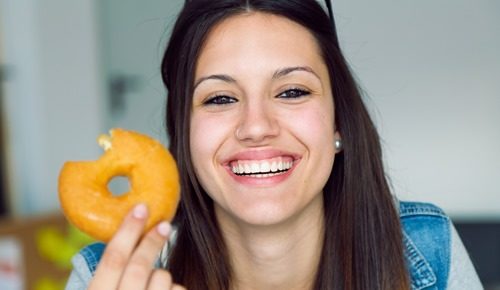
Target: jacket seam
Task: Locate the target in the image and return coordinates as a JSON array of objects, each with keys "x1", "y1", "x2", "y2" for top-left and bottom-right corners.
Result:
[
  {"x1": 400, "y1": 202, "x2": 447, "y2": 218},
  {"x1": 403, "y1": 230, "x2": 437, "y2": 290}
]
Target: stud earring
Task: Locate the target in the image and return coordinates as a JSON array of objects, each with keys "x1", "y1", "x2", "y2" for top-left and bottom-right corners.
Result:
[{"x1": 335, "y1": 139, "x2": 343, "y2": 151}]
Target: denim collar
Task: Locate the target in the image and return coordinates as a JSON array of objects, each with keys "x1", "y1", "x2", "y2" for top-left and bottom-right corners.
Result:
[{"x1": 399, "y1": 201, "x2": 452, "y2": 290}]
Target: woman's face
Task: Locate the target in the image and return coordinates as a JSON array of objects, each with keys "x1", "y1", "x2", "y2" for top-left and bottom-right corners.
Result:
[{"x1": 190, "y1": 12, "x2": 339, "y2": 227}]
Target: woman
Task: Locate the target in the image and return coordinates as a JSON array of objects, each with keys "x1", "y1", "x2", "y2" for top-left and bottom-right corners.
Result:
[{"x1": 66, "y1": 1, "x2": 482, "y2": 289}]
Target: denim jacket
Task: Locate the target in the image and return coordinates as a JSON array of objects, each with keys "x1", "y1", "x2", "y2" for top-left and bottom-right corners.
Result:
[{"x1": 65, "y1": 201, "x2": 483, "y2": 289}]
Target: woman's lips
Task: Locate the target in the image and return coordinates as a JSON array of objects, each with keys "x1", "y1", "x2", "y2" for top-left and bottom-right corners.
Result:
[
  {"x1": 222, "y1": 150, "x2": 301, "y2": 185},
  {"x1": 229, "y1": 156, "x2": 294, "y2": 176},
  {"x1": 223, "y1": 149, "x2": 300, "y2": 163}
]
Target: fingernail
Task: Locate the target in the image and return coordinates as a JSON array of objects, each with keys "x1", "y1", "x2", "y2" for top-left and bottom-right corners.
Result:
[
  {"x1": 133, "y1": 204, "x2": 148, "y2": 219},
  {"x1": 157, "y1": 221, "x2": 171, "y2": 237}
]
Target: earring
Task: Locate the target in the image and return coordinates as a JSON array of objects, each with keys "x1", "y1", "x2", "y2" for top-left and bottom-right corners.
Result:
[{"x1": 335, "y1": 139, "x2": 343, "y2": 151}]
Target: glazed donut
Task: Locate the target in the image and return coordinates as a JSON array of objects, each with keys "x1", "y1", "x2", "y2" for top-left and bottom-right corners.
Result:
[{"x1": 58, "y1": 128, "x2": 180, "y2": 242}]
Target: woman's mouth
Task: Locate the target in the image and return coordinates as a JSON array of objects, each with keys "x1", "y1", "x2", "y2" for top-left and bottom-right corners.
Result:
[{"x1": 229, "y1": 156, "x2": 295, "y2": 178}]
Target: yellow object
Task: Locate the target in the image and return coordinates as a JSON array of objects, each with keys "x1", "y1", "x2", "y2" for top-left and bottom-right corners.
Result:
[
  {"x1": 36, "y1": 224, "x2": 94, "y2": 269},
  {"x1": 34, "y1": 277, "x2": 65, "y2": 290}
]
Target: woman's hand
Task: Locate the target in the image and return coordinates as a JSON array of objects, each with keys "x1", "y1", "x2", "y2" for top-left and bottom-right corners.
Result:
[{"x1": 88, "y1": 204, "x2": 185, "y2": 290}]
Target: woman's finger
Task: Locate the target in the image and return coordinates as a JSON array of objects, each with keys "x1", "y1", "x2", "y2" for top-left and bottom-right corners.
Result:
[
  {"x1": 89, "y1": 203, "x2": 149, "y2": 290},
  {"x1": 119, "y1": 221, "x2": 172, "y2": 290}
]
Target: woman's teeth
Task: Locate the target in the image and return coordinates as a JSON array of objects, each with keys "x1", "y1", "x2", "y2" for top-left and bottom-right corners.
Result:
[{"x1": 231, "y1": 158, "x2": 293, "y2": 177}]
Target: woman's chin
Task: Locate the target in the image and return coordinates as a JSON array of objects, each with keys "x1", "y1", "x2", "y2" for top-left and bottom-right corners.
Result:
[
  {"x1": 216, "y1": 197, "x2": 322, "y2": 230},
  {"x1": 216, "y1": 202, "x2": 294, "y2": 228}
]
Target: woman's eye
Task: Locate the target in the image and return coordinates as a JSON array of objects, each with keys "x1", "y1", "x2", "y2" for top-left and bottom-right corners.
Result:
[
  {"x1": 277, "y1": 88, "x2": 311, "y2": 99},
  {"x1": 203, "y1": 95, "x2": 237, "y2": 106}
]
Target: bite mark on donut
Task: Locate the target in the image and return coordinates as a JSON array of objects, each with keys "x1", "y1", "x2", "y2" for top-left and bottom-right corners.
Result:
[{"x1": 98, "y1": 133, "x2": 113, "y2": 151}]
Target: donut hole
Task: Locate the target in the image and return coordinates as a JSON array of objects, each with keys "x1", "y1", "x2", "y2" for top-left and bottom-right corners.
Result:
[{"x1": 107, "y1": 175, "x2": 131, "y2": 196}]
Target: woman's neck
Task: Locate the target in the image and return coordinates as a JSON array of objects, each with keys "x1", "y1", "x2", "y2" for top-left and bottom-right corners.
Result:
[{"x1": 216, "y1": 197, "x2": 325, "y2": 290}]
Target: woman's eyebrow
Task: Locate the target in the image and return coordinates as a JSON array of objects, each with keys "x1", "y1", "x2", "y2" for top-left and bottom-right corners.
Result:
[
  {"x1": 272, "y1": 66, "x2": 320, "y2": 80},
  {"x1": 194, "y1": 66, "x2": 319, "y2": 90},
  {"x1": 194, "y1": 74, "x2": 236, "y2": 90}
]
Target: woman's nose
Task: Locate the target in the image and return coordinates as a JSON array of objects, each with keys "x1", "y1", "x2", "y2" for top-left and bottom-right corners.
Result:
[{"x1": 235, "y1": 100, "x2": 280, "y2": 143}]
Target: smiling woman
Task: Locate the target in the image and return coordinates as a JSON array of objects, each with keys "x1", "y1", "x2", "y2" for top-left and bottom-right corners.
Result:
[{"x1": 65, "y1": 1, "x2": 483, "y2": 290}]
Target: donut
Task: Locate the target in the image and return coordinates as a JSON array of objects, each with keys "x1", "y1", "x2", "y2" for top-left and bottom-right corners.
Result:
[{"x1": 58, "y1": 128, "x2": 180, "y2": 242}]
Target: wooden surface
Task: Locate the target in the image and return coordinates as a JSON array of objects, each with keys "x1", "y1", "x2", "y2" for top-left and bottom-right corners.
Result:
[{"x1": 0, "y1": 213, "x2": 72, "y2": 289}]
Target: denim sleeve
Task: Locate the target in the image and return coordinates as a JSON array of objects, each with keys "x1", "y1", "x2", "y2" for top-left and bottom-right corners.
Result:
[
  {"x1": 447, "y1": 222, "x2": 484, "y2": 290},
  {"x1": 64, "y1": 253, "x2": 93, "y2": 290},
  {"x1": 64, "y1": 241, "x2": 168, "y2": 289},
  {"x1": 65, "y1": 242, "x2": 107, "y2": 289}
]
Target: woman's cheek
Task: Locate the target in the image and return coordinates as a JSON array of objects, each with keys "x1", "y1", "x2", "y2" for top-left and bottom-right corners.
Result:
[
  {"x1": 190, "y1": 113, "x2": 233, "y2": 161},
  {"x1": 282, "y1": 105, "x2": 335, "y2": 145}
]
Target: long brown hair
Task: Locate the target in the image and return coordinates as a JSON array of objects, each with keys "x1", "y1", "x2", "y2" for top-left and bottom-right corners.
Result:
[{"x1": 161, "y1": 0, "x2": 410, "y2": 289}]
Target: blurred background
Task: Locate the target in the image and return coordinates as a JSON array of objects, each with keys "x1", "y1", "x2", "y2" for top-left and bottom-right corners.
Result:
[{"x1": 0, "y1": 0, "x2": 498, "y2": 289}]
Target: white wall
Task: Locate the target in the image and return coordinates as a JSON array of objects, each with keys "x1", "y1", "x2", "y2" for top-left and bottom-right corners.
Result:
[
  {"x1": 0, "y1": 0, "x2": 105, "y2": 215},
  {"x1": 335, "y1": 0, "x2": 500, "y2": 219},
  {"x1": 98, "y1": 0, "x2": 182, "y2": 141}
]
